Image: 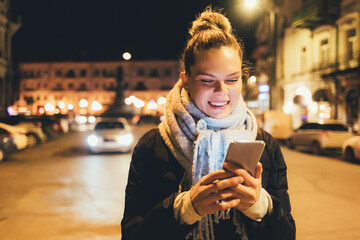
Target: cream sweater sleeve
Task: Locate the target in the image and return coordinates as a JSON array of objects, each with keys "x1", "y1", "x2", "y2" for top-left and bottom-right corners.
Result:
[
  {"x1": 173, "y1": 188, "x2": 274, "y2": 224},
  {"x1": 173, "y1": 190, "x2": 202, "y2": 225},
  {"x1": 242, "y1": 187, "x2": 274, "y2": 222}
]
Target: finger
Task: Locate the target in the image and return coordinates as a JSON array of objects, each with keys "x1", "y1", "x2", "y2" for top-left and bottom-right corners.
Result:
[
  {"x1": 230, "y1": 183, "x2": 249, "y2": 195},
  {"x1": 224, "y1": 162, "x2": 260, "y2": 186},
  {"x1": 211, "y1": 198, "x2": 241, "y2": 212},
  {"x1": 254, "y1": 162, "x2": 263, "y2": 179},
  {"x1": 208, "y1": 176, "x2": 244, "y2": 191},
  {"x1": 200, "y1": 170, "x2": 235, "y2": 185},
  {"x1": 200, "y1": 175, "x2": 244, "y2": 196},
  {"x1": 223, "y1": 162, "x2": 249, "y2": 176},
  {"x1": 206, "y1": 189, "x2": 239, "y2": 203}
]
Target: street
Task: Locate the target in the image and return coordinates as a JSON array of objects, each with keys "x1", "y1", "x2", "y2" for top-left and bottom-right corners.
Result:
[{"x1": 1, "y1": 124, "x2": 360, "y2": 240}]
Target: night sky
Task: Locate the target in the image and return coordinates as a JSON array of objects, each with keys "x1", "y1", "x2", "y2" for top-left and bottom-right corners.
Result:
[{"x1": 10, "y1": 0, "x2": 262, "y2": 64}]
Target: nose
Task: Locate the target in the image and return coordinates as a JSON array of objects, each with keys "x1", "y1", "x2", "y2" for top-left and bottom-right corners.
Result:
[{"x1": 214, "y1": 81, "x2": 227, "y2": 93}]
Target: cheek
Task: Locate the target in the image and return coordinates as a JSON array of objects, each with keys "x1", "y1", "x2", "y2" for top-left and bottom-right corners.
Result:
[
  {"x1": 229, "y1": 86, "x2": 242, "y2": 99},
  {"x1": 190, "y1": 86, "x2": 208, "y2": 101},
  {"x1": 229, "y1": 89, "x2": 242, "y2": 107}
]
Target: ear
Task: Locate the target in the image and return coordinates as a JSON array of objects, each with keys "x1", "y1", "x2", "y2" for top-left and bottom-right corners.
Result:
[{"x1": 180, "y1": 72, "x2": 189, "y2": 91}]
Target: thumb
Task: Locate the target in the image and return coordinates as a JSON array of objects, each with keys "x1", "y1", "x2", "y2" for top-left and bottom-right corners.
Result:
[{"x1": 254, "y1": 162, "x2": 263, "y2": 179}]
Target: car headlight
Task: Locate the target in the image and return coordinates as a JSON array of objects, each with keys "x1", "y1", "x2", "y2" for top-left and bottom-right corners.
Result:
[
  {"x1": 117, "y1": 133, "x2": 134, "y2": 146},
  {"x1": 87, "y1": 134, "x2": 99, "y2": 147}
]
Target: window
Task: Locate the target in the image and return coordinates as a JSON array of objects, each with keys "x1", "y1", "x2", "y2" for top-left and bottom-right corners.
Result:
[
  {"x1": 79, "y1": 83, "x2": 87, "y2": 90},
  {"x1": 65, "y1": 70, "x2": 75, "y2": 78},
  {"x1": 320, "y1": 39, "x2": 329, "y2": 65},
  {"x1": 299, "y1": 123, "x2": 317, "y2": 130},
  {"x1": 323, "y1": 124, "x2": 348, "y2": 131},
  {"x1": 149, "y1": 68, "x2": 159, "y2": 77},
  {"x1": 134, "y1": 81, "x2": 148, "y2": 90},
  {"x1": 346, "y1": 28, "x2": 356, "y2": 60},
  {"x1": 137, "y1": 68, "x2": 145, "y2": 77},
  {"x1": 95, "y1": 121, "x2": 124, "y2": 130},
  {"x1": 80, "y1": 69, "x2": 87, "y2": 77},
  {"x1": 164, "y1": 68, "x2": 172, "y2": 76},
  {"x1": 24, "y1": 96, "x2": 34, "y2": 105},
  {"x1": 94, "y1": 69, "x2": 99, "y2": 77},
  {"x1": 95, "y1": 83, "x2": 99, "y2": 89},
  {"x1": 68, "y1": 83, "x2": 74, "y2": 89},
  {"x1": 102, "y1": 69, "x2": 108, "y2": 77}
]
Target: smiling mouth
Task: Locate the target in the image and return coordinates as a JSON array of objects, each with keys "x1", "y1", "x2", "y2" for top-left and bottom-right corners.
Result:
[{"x1": 209, "y1": 101, "x2": 229, "y2": 107}]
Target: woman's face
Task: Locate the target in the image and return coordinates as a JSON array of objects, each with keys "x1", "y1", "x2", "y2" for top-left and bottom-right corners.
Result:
[{"x1": 181, "y1": 46, "x2": 243, "y2": 119}]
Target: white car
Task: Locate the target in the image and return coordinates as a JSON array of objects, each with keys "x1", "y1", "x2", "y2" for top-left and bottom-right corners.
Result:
[
  {"x1": 16, "y1": 122, "x2": 47, "y2": 147},
  {"x1": 0, "y1": 122, "x2": 28, "y2": 150},
  {"x1": 86, "y1": 118, "x2": 134, "y2": 153},
  {"x1": 286, "y1": 122, "x2": 353, "y2": 155},
  {"x1": 342, "y1": 136, "x2": 360, "y2": 162}
]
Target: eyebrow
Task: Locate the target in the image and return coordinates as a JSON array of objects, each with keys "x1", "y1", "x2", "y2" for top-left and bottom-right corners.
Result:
[{"x1": 196, "y1": 71, "x2": 242, "y2": 77}]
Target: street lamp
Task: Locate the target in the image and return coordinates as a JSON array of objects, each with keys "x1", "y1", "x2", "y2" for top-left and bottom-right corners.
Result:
[
  {"x1": 245, "y1": 0, "x2": 257, "y2": 8},
  {"x1": 241, "y1": 0, "x2": 278, "y2": 110},
  {"x1": 123, "y1": 52, "x2": 131, "y2": 60}
]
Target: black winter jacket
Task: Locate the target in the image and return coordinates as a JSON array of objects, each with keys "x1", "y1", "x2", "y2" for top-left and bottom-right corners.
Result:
[{"x1": 121, "y1": 128, "x2": 296, "y2": 240}]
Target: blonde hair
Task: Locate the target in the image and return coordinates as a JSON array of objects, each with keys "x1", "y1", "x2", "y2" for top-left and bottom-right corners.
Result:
[{"x1": 181, "y1": 7, "x2": 244, "y2": 75}]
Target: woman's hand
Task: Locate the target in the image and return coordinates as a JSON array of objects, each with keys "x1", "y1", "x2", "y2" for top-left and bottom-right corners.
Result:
[
  {"x1": 190, "y1": 169, "x2": 244, "y2": 216},
  {"x1": 223, "y1": 162, "x2": 263, "y2": 212}
]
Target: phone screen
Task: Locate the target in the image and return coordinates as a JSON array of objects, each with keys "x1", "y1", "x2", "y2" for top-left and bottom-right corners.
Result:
[{"x1": 224, "y1": 140, "x2": 265, "y2": 176}]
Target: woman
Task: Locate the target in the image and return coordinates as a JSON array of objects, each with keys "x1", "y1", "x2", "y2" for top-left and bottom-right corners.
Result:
[{"x1": 121, "y1": 8, "x2": 295, "y2": 240}]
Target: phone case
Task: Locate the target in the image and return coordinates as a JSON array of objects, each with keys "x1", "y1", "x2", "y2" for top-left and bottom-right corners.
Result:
[{"x1": 224, "y1": 140, "x2": 265, "y2": 176}]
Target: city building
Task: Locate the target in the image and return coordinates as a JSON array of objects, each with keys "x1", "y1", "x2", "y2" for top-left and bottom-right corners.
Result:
[
  {"x1": 0, "y1": 0, "x2": 21, "y2": 117},
  {"x1": 253, "y1": 0, "x2": 359, "y2": 130},
  {"x1": 11, "y1": 60, "x2": 179, "y2": 117}
]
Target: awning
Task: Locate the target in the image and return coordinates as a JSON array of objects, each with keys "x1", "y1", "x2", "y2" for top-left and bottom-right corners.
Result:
[{"x1": 312, "y1": 89, "x2": 334, "y2": 102}]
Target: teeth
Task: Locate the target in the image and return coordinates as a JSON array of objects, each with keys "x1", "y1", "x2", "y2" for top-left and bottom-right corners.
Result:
[{"x1": 209, "y1": 101, "x2": 228, "y2": 107}]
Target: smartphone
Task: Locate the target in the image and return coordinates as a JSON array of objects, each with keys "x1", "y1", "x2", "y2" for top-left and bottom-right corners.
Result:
[{"x1": 224, "y1": 140, "x2": 265, "y2": 176}]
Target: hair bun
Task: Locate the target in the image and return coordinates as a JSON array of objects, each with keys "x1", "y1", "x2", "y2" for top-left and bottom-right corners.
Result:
[{"x1": 189, "y1": 9, "x2": 232, "y2": 37}]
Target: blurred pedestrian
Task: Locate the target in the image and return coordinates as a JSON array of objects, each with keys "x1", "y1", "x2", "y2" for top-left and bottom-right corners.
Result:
[{"x1": 121, "y1": 7, "x2": 295, "y2": 240}]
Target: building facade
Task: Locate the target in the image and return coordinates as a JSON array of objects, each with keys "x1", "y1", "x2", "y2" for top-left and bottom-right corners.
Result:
[
  {"x1": 0, "y1": 0, "x2": 21, "y2": 116},
  {"x1": 253, "y1": 0, "x2": 359, "y2": 129},
  {"x1": 12, "y1": 60, "x2": 179, "y2": 117}
]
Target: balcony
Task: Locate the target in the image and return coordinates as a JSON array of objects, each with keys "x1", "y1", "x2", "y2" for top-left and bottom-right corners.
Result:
[
  {"x1": 312, "y1": 51, "x2": 360, "y2": 71},
  {"x1": 52, "y1": 86, "x2": 64, "y2": 91},
  {"x1": 23, "y1": 87, "x2": 36, "y2": 91},
  {"x1": 291, "y1": 0, "x2": 339, "y2": 29}
]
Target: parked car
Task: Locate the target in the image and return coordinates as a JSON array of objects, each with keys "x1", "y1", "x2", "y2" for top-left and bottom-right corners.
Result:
[
  {"x1": 0, "y1": 117, "x2": 46, "y2": 148},
  {"x1": 0, "y1": 122, "x2": 28, "y2": 150},
  {"x1": 286, "y1": 122, "x2": 353, "y2": 155},
  {"x1": 342, "y1": 135, "x2": 360, "y2": 162},
  {"x1": 86, "y1": 117, "x2": 134, "y2": 153},
  {"x1": 23, "y1": 116, "x2": 64, "y2": 140},
  {"x1": 0, "y1": 128, "x2": 18, "y2": 162}
]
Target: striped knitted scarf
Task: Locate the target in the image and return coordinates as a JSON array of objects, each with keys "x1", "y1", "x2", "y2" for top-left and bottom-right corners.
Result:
[{"x1": 159, "y1": 80, "x2": 258, "y2": 240}]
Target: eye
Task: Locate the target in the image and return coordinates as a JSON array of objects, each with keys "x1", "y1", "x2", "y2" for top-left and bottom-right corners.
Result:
[
  {"x1": 200, "y1": 79, "x2": 214, "y2": 83},
  {"x1": 225, "y1": 79, "x2": 239, "y2": 84}
]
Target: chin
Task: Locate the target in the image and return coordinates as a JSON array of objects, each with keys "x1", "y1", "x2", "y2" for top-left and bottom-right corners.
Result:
[{"x1": 208, "y1": 112, "x2": 231, "y2": 119}]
